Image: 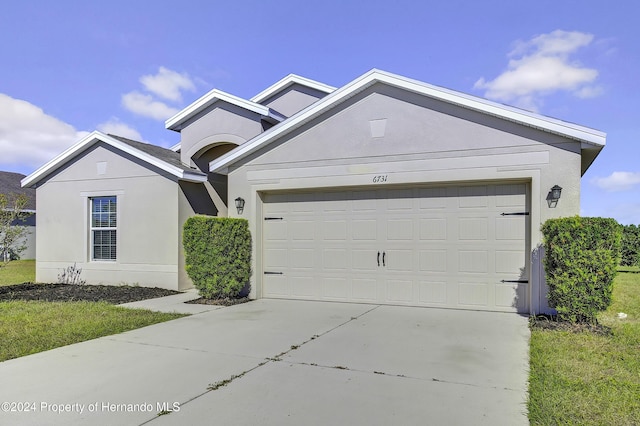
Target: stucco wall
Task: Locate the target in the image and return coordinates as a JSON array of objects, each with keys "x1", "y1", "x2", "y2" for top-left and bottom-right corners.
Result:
[
  {"x1": 226, "y1": 84, "x2": 583, "y2": 313},
  {"x1": 179, "y1": 103, "x2": 265, "y2": 167},
  {"x1": 35, "y1": 144, "x2": 181, "y2": 290},
  {"x1": 259, "y1": 83, "x2": 330, "y2": 118}
]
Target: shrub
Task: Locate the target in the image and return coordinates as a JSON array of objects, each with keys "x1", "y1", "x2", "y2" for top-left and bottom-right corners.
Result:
[
  {"x1": 183, "y1": 216, "x2": 252, "y2": 299},
  {"x1": 541, "y1": 216, "x2": 621, "y2": 323},
  {"x1": 620, "y1": 224, "x2": 640, "y2": 267}
]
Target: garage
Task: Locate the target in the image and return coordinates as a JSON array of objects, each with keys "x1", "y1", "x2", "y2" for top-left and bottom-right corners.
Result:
[{"x1": 262, "y1": 182, "x2": 529, "y2": 312}]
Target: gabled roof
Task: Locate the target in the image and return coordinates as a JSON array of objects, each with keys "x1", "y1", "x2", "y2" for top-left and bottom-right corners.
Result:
[
  {"x1": 250, "y1": 74, "x2": 337, "y2": 104},
  {"x1": 210, "y1": 69, "x2": 606, "y2": 175},
  {"x1": 22, "y1": 131, "x2": 207, "y2": 188},
  {"x1": 165, "y1": 89, "x2": 286, "y2": 132},
  {"x1": 0, "y1": 171, "x2": 36, "y2": 210}
]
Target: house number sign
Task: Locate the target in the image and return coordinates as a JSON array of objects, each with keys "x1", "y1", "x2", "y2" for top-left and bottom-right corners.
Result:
[{"x1": 372, "y1": 175, "x2": 388, "y2": 183}]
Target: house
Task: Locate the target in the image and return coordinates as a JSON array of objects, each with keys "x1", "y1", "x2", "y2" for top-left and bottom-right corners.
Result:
[
  {"x1": 1, "y1": 171, "x2": 36, "y2": 260},
  {"x1": 22, "y1": 69, "x2": 605, "y2": 314}
]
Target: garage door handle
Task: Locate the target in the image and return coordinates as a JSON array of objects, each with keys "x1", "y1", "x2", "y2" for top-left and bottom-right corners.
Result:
[
  {"x1": 377, "y1": 251, "x2": 380, "y2": 267},
  {"x1": 383, "y1": 251, "x2": 386, "y2": 267}
]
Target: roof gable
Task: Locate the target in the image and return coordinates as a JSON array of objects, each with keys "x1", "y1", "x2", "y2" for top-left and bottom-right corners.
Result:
[
  {"x1": 165, "y1": 89, "x2": 286, "y2": 132},
  {"x1": 210, "y1": 69, "x2": 606, "y2": 175},
  {"x1": 250, "y1": 74, "x2": 336, "y2": 104},
  {"x1": 22, "y1": 131, "x2": 206, "y2": 188}
]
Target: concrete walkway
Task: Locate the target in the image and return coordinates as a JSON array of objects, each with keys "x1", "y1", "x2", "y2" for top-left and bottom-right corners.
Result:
[
  {"x1": 0, "y1": 299, "x2": 530, "y2": 425},
  {"x1": 118, "y1": 289, "x2": 220, "y2": 314}
]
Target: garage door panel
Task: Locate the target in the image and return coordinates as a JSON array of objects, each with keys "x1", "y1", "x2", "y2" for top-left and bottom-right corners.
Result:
[
  {"x1": 322, "y1": 278, "x2": 348, "y2": 300},
  {"x1": 495, "y1": 250, "x2": 526, "y2": 275},
  {"x1": 387, "y1": 219, "x2": 414, "y2": 240},
  {"x1": 352, "y1": 219, "x2": 377, "y2": 240},
  {"x1": 352, "y1": 249, "x2": 377, "y2": 271},
  {"x1": 458, "y1": 250, "x2": 488, "y2": 273},
  {"x1": 264, "y1": 248, "x2": 288, "y2": 268},
  {"x1": 287, "y1": 276, "x2": 316, "y2": 297},
  {"x1": 418, "y1": 187, "x2": 448, "y2": 209},
  {"x1": 263, "y1": 183, "x2": 528, "y2": 312},
  {"x1": 419, "y1": 250, "x2": 447, "y2": 272},
  {"x1": 458, "y1": 282, "x2": 489, "y2": 306},
  {"x1": 458, "y1": 218, "x2": 488, "y2": 240},
  {"x1": 387, "y1": 279, "x2": 413, "y2": 302},
  {"x1": 420, "y1": 218, "x2": 447, "y2": 240},
  {"x1": 458, "y1": 186, "x2": 488, "y2": 207},
  {"x1": 495, "y1": 184, "x2": 526, "y2": 206},
  {"x1": 495, "y1": 217, "x2": 525, "y2": 240},
  {"x1": 264, "y1": 275, "x2": 289, "y2": 297},
  {"x1": 290, "y1": 221, "x2": 314, "y2": 240},
  {"x1": 322, "y1": 249, "x2": 348, "y2": 270},
  {"x1": 352, "y1": 278, "x2": 377, "y2": 301},
  {"x1": 419, "y1": 281, "x2": 447, "y2": 304},
  {"x1": 321, "y1": 220, "x2": 347, "y2": 240},
  {"x1": 290, "y1": 249, "x2": 315, "y2": 269},
  {"x1": 386, "y1": 249, "x2": 413, "y2": 272},
  {"x1": 264, "y1": 221, "x2": 287, "y2": 241},
  {"x1": 495, "y1": 282, "x2": 527, "y2": 311}
]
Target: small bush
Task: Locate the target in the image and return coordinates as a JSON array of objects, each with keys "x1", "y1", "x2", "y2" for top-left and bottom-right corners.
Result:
[
  {"x1": 620, "y1": 224, "x2": 640, "y2": 267},
  {"x1": 542, "y1": 216, "x2": 621, "y2": 323},
  {"x1": 183, "y1": 216, "x2": 251, "y2": 299},
  {"x1": 58, "y1": 263, "x2": 86, "y2": 285}
]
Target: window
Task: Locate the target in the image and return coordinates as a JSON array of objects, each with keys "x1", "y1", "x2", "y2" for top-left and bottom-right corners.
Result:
[{"x1": 90, "y1": 196, "x2": 117, "y2": 261}]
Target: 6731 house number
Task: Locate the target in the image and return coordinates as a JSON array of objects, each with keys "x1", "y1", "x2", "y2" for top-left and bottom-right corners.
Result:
[{"x1": 372, "y1": 175, "x2": 388, "y2": 183}]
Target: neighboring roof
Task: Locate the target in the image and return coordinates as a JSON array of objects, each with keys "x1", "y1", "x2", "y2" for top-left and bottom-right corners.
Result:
[
  {"x1": 250, "y1": 74, "x2": 337, "y2": 104},
  {"x1": 210, "y1": 69, "x2": 606, "y2": 175},
  {"x1": 0, "y1": 171, "x2": 36, "y2": 210},
  {"x1": 165, "y1": 89, "x2": 286, "y2": 132},
  {"x1": 22, "y1": 131, "x2": 207, "y2": 188}
]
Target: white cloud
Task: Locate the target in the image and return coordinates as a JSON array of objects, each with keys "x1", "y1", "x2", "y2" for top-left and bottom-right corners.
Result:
[
  {"x1": 591, "y1": 171, "x2": 640, "y2": 192},
  {"x1": 0, "y1": 93, "x2": 87, "y2": 171},
  {"x1": 140, "y1": 67, "x2": 195, "y2": 102},
  {"x1": 97, "y1": 118, "x2": 144, "y2": 141},
  {"x1": 121, "y1": 91, "x2": 179, "y2": 121},
  {"x1": 474, "y1": 30, "x2": 602, "y2": 111},
  {"x1": 122, "y1": 67, "x2": 197, "y2": 121}
]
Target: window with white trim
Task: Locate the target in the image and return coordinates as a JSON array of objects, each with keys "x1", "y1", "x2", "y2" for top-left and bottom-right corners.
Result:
[{"x1": 90, "y1": 196, "x2": 117, "y2": 261}]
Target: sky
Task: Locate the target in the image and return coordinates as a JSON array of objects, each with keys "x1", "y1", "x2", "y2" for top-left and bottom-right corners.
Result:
[{"x1": 0, "y1": 0, "x2": 638, "y2": 224}]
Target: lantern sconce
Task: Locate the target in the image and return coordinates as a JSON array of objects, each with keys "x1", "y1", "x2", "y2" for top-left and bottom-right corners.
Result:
[
  {"x1": 235, "y1": 197, "x2": 245, "y2": 215},
  {"x1": 547, "y1": 185, "x2": 562, "y2": 208}
]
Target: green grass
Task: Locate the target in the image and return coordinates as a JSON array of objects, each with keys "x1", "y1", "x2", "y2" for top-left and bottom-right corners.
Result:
[
  {"x1": 528, "y1": 271, "x2": 640, "y2": 425},
  {"x1": 0, "y1": 301, "x2": 185, "y2": 362},
  {"x1": 0, "y1": 260, "x2": 35, "y2": 286}
]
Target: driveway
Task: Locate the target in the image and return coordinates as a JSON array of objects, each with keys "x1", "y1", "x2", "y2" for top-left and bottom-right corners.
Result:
[{"x1": 0, "y1": 299, "x2": 530, "y2": 425}]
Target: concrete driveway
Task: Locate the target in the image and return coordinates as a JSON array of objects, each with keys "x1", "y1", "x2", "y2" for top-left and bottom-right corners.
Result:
[{"x1": 0, "y1": 300, "x2": 530, "y2": 425}]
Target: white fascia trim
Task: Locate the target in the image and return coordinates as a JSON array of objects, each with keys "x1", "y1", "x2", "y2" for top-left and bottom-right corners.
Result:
[
  {"x1": 169, "y1": 142, "x2": 181, "y2": 152},
  {"x1": 165, "y1": 89, "x2": 285, "y2": 131},
  {"x1": 250, "y1": 74, "x2": 337, "y2": 103},
  {"x1": 210, "y1": 69, "x2": 606, "y2": 174},
  {"x1": 22, "y1": 131, "x2": 206, "y2": 188}
]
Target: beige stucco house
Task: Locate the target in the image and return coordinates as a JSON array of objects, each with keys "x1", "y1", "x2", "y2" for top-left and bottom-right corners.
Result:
[{"x1": 22, "y1": 69, "x2": 605, "y2": 314}]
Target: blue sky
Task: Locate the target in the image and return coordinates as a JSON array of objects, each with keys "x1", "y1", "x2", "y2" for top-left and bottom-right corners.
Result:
[{"x1": 1, "y1": 1, "x2": 638, "y2": 223}]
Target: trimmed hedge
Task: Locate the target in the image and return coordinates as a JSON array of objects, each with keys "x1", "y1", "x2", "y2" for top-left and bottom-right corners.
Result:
[
  {"x1": 183, "y1": 216, "x2": 252, "y2": 299},
  {"x1": 620, "y1": 224, "x2": 640, "y2": 267},
  {"x1": 541, "y1": 216, "x2": 621, "y2": 323}
]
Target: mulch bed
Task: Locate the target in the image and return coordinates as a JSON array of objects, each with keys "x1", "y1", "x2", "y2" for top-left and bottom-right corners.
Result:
[
  {"x1": 186, "y1": 296, "x2": 250, "y2": 306},
  {"x1": 529, "y1": 314, "x2": 612, "y2": 336},
  {"x1": 0, "y1": 283, "x2": 180, "y2": 304}
]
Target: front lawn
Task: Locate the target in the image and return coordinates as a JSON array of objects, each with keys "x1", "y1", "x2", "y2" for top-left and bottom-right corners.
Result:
[
  {"x1": 0, "y1": 260, "x2": 186, "y2": 362},
  {"x1": 0, "y1": 301, "x2": 185, "y2": 362},
  {"x1": 528, "y1": 270, "x2": 640, "y2": 425},
  {"x1": 0, "y1": 260, "x2": 35, "y2": 286}
]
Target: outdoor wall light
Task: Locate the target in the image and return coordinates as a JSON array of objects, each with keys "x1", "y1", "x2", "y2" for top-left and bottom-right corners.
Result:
[
  {"x1": 547, "y1": 185, "x2": 563, "y2": 208},
  {"x1": 235, "y1": 197, "x2": 245, "y2": 214}
]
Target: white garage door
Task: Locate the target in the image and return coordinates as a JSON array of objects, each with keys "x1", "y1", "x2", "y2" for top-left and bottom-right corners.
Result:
[{"x1": 262, "y1": 183, "x2": 529, "y2": 312}]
